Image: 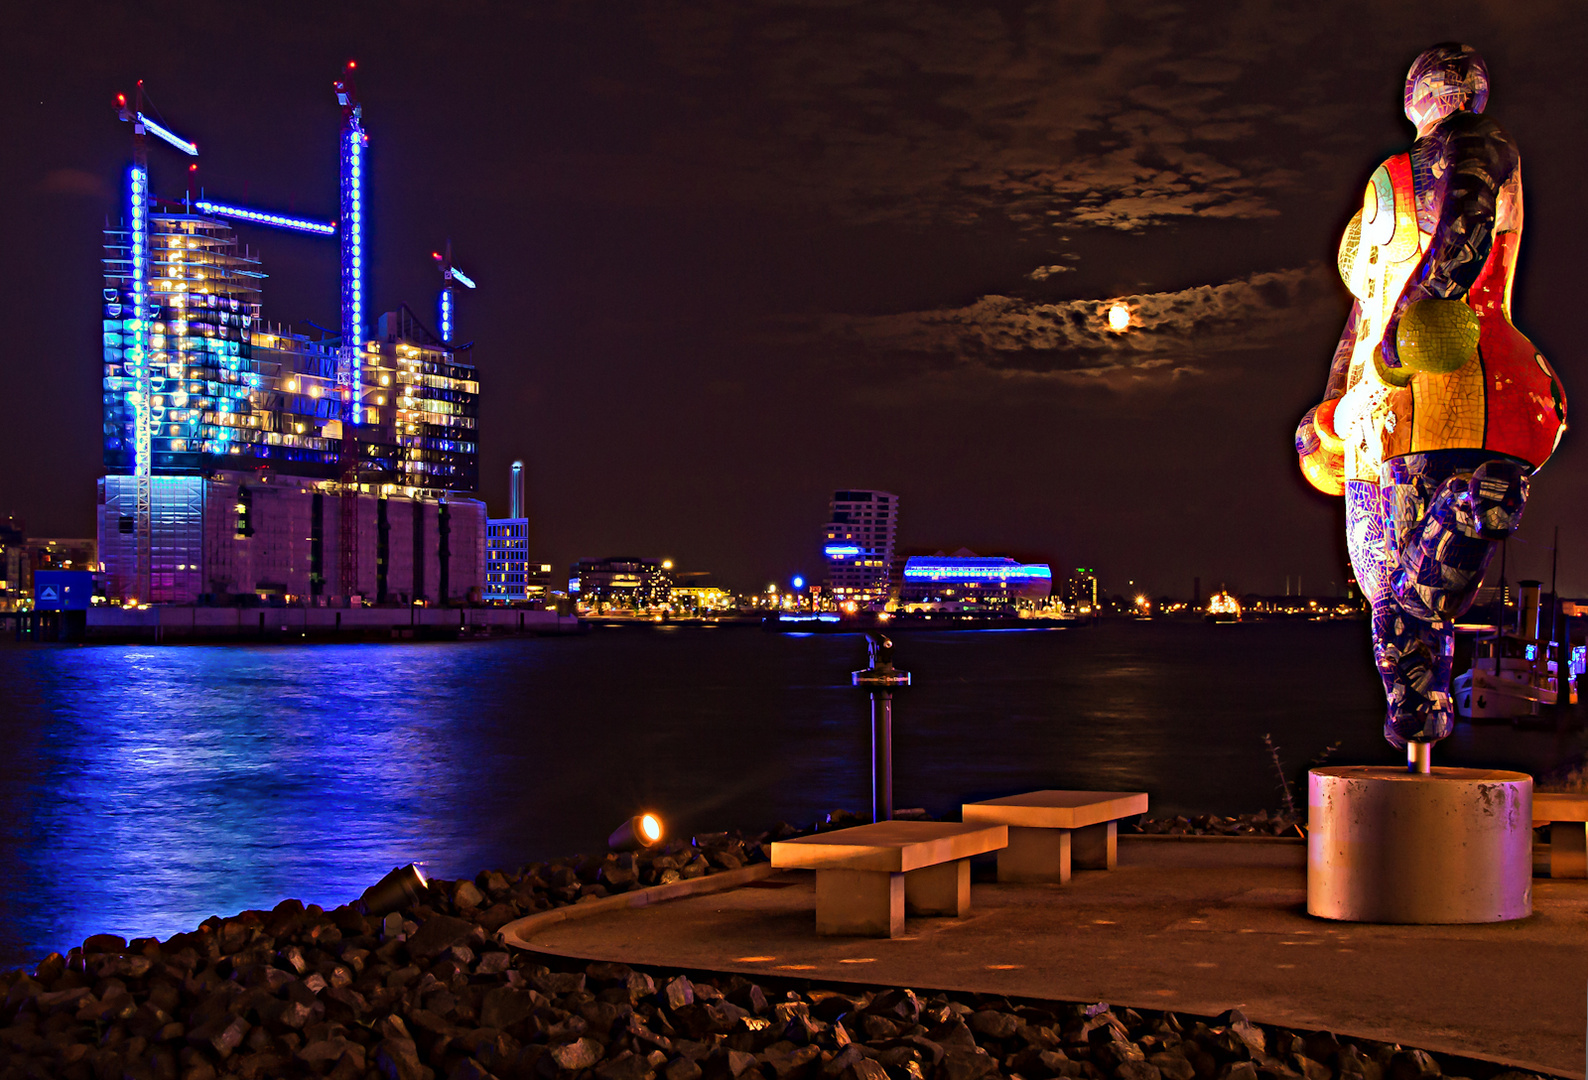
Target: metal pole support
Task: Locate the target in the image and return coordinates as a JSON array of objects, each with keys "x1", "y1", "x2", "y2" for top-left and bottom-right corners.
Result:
[{"x1": 855, "y1": 633, "x2": 909, "y2": 825}]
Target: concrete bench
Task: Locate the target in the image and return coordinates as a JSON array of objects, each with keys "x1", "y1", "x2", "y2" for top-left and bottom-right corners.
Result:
[
  {"x1": 1533, "y1": 792, "x2": 1588, "y2": 878},
  {"x1": 962, "y1": 790, "x2": 1149, "y2": 883},
  {"x1": 770, "y1": 821, "x2": 1007, "y2": 937}
]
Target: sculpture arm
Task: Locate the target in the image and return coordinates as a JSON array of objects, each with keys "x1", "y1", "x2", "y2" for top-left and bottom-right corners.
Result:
[
  {"x1": 1380, "y1": 113, "x2": 1518, "y2": 368},
  {"x1": 1324, "y1": 301, "x2": 1361, "y2": 400}
]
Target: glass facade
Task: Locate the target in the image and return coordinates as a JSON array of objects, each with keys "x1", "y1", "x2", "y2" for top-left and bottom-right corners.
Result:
[{"x1": 101, "y1": 210, "x2": 479, "y2": 496}]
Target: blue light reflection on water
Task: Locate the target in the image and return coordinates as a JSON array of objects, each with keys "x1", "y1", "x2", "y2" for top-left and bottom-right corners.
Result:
[{"x1": 0, "y1": 621, "x2": 1581, "y2": 969}]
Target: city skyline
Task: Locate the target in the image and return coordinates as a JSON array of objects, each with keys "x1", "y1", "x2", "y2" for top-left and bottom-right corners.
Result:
[{"x1": 5, "y1": 2, "x2": 1587, "y2": 598}]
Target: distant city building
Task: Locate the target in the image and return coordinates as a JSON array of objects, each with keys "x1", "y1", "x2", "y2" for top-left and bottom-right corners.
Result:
[
  {"x1": 822, "y1": 489, "x2": 898, "y2": 604},
  {"x1": 485, "y1": 462, "x2": 547, "y2": 603},
  {"x1": 29, "y1": 538, "x2": 99, "y2": 575},
  {"x1": 900, "y1": 550, "x2": 1052, "y2": 608},
  {"x1": 572, "y1": 557, "x2": 672, "y2": 609},
  {"x1": 1061, "y1": 567, "x2": 1099, "y2": 611},
  {"x1": 0, "y1": 517, "x2": 27, "y2": 612},
  {"x1": 484, "y1": 523, "x2": 550, "y2": 604},
  {"x1": 671, "y1": 586, "x2": 736, "y2": 613}
]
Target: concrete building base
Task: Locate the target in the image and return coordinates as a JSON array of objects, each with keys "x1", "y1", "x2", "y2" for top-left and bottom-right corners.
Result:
[{"x1": 1308, "y1": 765, "x2": 1532, "y2": 924}]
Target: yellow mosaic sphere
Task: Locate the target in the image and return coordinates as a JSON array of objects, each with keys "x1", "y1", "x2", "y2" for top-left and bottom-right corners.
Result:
[{"x1": 1396, "y1": 298, "x2": 1480, "y2": 374}]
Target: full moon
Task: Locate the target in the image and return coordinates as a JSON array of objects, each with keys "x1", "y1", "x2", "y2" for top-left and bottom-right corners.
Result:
[{"x1": 1107, "y1": 303, "x2": 1131, "y2": 332}]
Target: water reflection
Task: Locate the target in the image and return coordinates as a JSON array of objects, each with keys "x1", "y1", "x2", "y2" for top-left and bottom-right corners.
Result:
[{"x1": 0, "y1": 622, "x2": 1580, "y2": 969}]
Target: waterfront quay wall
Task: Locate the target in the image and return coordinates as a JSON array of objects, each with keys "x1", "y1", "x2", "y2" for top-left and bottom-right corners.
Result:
[{"x1": 82, "y1": 605, "x2": 577, "y2": 642}]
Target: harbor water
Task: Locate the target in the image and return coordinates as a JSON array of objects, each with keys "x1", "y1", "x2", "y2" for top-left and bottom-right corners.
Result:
[{"x1": 0, "y1": 619, "x2": 1580, "y2": 969}]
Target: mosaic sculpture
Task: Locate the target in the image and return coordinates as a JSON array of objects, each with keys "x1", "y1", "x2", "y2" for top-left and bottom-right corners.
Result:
[{"x1": 1295, "y1": 43, "x2": 1567, "y2": 764}]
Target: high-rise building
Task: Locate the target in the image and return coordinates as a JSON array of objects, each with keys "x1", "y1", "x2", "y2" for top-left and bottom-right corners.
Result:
[
  {"x1": 822, "y1": 489, "x2": 898, "y2": 604},
  {"x1": 486, "y1": 461, "x2": 548, "y2": 603},
  {"x1": 97, "y1": 76, "x2": 483, "y2": 606},
  {"x1": 1061, "y1": 568, "x2": 1099, "y2": 612}
]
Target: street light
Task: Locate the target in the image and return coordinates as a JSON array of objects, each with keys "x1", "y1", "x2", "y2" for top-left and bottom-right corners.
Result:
[
  {"x1": 609, "y1": 813, "x2": 664, "y2": 851},
  {"x1": 358, "y1": 863, "x2": 428, "y2": 917}
]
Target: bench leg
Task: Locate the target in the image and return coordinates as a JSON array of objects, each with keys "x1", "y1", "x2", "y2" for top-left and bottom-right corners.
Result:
[
  {"x1": 1550, "y1": 822, "x2": 1588, "y2": 878},
  {"x1": 904, "y1": 859, "x2": 970, "y2": 917},
  {"x1": 815, "y1": 869, "x2": 904, "y2": 936},
  {"x1": 997, "y1": 826, "x2": 1071, "y2": 883},
  {"x1": 1072, "y1": 821, "x2": 1117, "y2": 870}
]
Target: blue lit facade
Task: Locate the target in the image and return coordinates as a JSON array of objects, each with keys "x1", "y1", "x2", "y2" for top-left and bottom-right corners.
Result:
[
  {"x1": 900, "y1": 554, "x2": 1053, "y2": 607},
  {"x1": 98, "y1": 74, "x2": 484, "y2": 606},
  {"x1": 821, "y1": 489, "x2": 897, "y2": 604},
  {"x1": 484, "y1": 519, "x2": 550, "y2": 604}
]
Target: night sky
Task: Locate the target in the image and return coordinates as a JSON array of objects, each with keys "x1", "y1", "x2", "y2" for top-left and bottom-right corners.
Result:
[{"x1": 5, "y1": 1, "x2": 1586, "y2": 597}]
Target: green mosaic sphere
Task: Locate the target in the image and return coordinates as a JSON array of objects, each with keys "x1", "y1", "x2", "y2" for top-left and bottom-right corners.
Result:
[{"x1": 1396, "y1": 298, "x2": 1480, "y2": 375}]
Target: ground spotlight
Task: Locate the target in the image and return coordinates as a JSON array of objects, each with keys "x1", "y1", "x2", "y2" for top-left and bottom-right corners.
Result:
[
  {"x1": 609, "y1": 813, "x2": 664, "y2": 852},
  {"x1": 358, "y1": 862, "x2": 428, "y2": 916}
]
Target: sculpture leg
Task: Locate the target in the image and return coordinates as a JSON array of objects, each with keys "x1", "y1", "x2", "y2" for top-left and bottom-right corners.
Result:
[{"x1": 1375, "y1": 453, "x2": 1529, "y2": 748}]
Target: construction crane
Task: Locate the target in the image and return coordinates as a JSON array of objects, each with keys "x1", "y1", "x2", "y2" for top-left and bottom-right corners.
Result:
[
  {"x1": 334, "y1": 61, "x2": 368, "y2": 603},
  {"x1": 432, "y1": 242, "x2": 476, "y2": 343},
  {"x1": 114, "y1": 83, "x2": 198, "y2": 605}
]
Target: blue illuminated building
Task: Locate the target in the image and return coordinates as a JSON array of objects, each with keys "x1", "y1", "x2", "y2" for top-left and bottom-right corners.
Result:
[
  {"x1": 900, "y1": 551, "x2": 1053, "y2": 608},
  {"x1": 822, "y1": 489, "x2": 897, "y2": 605},
  {"x1": 485, "y1": 462, "x2": 549, "y2": 604},
  {"x1": 98, "y1": 74, "x2": 484, "y2": 607}
]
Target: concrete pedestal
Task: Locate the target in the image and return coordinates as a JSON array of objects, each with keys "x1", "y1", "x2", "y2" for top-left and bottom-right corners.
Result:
[
  {"x1": 815, "y1": 870, "x2": 903, "y2": 936},
  {"x1": 1308, "y1": 766, "x2": 1532, "y2": 924},
  {"x1": 1072, "y1": 821, "x2": 1118, "y2": 870},
  {"x1": 999, "y1": 827, "x2": 1073, "y2": 883}
]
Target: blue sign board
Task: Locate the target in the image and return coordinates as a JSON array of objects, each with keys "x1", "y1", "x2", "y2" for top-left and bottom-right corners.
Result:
[{"x1": 34, "y1": 571, "x2": 94, "y2": 611}]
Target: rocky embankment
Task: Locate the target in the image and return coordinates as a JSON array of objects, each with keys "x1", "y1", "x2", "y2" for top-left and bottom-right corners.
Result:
[
  {"x1": 1128, "y1": 813, "x2": 1300, "y2": 838},
  {"x1": 0, "y1": 824, "x2": 1545, "y2": 1080}
]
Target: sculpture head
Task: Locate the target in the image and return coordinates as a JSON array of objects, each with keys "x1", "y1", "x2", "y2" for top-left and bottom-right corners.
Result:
[{"x1": 1404, "y1": 43, "x2": 1489, "y2": 136}]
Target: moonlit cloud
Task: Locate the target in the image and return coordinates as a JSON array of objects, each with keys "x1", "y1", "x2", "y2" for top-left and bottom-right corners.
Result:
[{"x1": 810, "y1": 265, "x2": 1340, "y2": 387}]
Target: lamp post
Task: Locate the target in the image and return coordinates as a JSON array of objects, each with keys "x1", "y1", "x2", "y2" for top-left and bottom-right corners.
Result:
[{"x1": 853, "y1": 632, "x2": 911, "y2": 822}]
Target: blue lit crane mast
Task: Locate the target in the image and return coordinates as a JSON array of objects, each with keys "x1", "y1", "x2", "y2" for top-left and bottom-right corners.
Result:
[
  {"x1": 115, "y1": 83, "x2": 198, "y2": 604},
  {"x1": 432, "y1": 241, "x2": 476, "y2": 344},
  {"x1": 335, "y1": 63, "x2": 368, "y2": 600}
]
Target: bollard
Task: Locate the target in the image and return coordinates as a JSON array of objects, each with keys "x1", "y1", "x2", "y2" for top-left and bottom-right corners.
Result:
[{"x1": 853, "y1": 633, "x2": 911, "y2": 822}]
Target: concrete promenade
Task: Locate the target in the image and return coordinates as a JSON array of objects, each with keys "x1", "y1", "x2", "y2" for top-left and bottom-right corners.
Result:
[{"x1": 516, "y1": 838, "x2": 1587, "y2": 1078}]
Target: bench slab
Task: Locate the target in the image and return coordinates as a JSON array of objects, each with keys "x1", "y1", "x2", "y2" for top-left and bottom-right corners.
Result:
[{"x1": 771, "y1": 821, "x2": 1008, "y2": 872}]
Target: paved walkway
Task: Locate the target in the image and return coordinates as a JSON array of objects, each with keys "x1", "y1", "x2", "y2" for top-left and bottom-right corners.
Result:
[{"x1": 518, "y1": 839, "x2": 1587, "y2": 1078}]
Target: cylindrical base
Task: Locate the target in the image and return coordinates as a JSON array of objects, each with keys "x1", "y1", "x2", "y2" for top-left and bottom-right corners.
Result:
[{"x1": 1308, "y1": 766, "x2": 1532, "y2": 924}]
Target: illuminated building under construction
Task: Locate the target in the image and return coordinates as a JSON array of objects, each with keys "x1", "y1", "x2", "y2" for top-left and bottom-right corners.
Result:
[{"x1": 98, "y1": 69, "x2": 484, "y2": 606}]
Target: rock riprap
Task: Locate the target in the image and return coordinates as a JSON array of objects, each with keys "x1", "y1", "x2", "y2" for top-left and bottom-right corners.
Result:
[{"x1": 0, "y1": 823, "x2": 1546, "y2": 1080}]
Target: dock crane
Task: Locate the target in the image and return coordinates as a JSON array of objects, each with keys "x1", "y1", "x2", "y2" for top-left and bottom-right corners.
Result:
[
  {"x1": 432, "y1": 242, "x2": 476, "y2": 344},
  {"x1": 114, "y1": 83, "x2": 198, "y2": 604}
]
